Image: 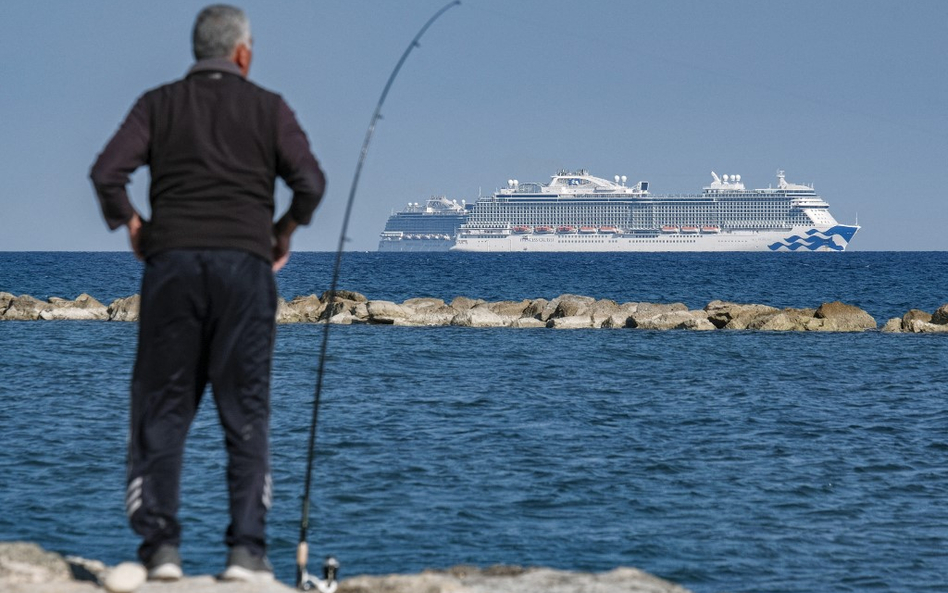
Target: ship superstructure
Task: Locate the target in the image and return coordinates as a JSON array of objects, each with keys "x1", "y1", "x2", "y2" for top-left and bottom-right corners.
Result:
[
  {"x1": 378, "y1": 196, "x2": 472, "y2": 252},
  {"x1": 451, "y1": 170, "x2": 858, "y2": 252}
]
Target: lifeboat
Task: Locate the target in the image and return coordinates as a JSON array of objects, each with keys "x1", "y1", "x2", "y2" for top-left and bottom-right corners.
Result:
[
  {"x1": 661, "y1": 225, "x2": 679, "y2": 234},
  {"x1": 681, "y1": 226, "x2": 699, "y2": 234},
  {"x1": 534, "y1": 225, "x2": 554, "y2": 234},
  {"x1": 579, "y1": 226, "x2": 598, "y2": 234},
  {"x1": 701, "y1": 225, "x2": 721, "y2": 234},
  {"x1": 512, "y1": 225, "x2": 532, "y2": 234},
  {"x1": 556, "y1": 225, "x2": 577, "y2": 234},
  {"x1": 599, "y1": 226, "x2": 619, "y2": 234}
]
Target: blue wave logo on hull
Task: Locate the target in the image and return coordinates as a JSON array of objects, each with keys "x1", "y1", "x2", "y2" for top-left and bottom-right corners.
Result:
[{"x1": 769, "y1": 225, "x2": 859, "y2": 251}]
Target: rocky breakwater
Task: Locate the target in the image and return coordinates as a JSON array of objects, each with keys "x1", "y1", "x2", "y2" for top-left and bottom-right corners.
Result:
[
  {"x1": 6, "y1": 289, "x2": 948, "y2": 334},
  {"x1": 0, "y1": 542, "x2": 692, "y2": 593},
  {"x1": 881, "y1": 304, "x2": 948, "y2": 333}
]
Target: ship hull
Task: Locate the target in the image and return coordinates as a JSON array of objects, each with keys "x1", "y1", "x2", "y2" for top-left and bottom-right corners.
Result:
[{"x1": 452, "y1": 225, "x2": 859, "y2": 253}]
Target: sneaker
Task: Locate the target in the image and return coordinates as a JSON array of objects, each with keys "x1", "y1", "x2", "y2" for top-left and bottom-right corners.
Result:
[
  {"x1": 145, "y1": 545, "x2": 183, "y2": 581},
  {"x1": 219, "y1": 546, "x2": 274, "y2": 582}
]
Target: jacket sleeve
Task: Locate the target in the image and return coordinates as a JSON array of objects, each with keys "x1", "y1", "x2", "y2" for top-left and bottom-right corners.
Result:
[
  {"x1": 89, "y1": 96, "x2": 151, "y2": 230},
  {"x1": 275, "y1": 98, "x2": 326, "y2": 225}
]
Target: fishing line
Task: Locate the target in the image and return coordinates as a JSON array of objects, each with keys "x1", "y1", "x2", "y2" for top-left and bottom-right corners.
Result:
[{"x1": 295, "y1": 2, "x2": 461, "y2": 590}]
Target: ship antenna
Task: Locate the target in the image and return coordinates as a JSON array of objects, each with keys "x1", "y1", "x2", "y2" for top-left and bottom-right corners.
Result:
[{"x1": 295, "y1": 2, "x2": 462, "y2": 591}]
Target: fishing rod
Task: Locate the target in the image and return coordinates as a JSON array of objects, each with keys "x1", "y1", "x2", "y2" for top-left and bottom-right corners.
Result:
[{"x1": 295, "y1": 2, "x2": 461, "y2": 591}]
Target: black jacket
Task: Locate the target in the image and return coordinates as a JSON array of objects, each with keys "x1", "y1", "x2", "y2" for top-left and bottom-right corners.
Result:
[{"x1": 91, "y1": 58, "x2": 325, "y2": 262}]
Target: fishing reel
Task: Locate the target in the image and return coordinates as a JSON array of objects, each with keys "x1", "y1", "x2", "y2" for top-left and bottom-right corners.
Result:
[{"x1": 296, "y1": 543, "x2": 339, "y2": 593}]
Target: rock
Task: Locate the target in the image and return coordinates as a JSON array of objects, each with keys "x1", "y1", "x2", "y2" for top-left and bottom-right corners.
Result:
[
  {"x1": 680, "y1": 317, "x2": 717, "y2": 331},
  {"x1": 704, "y1": 300, "x2": 779, "y2": 329},
  {"x1": 103, "y1": 562, "x2": 146, "y2": 593},
  {"x1": 881, "y1": 318, "x2": 903, "y2": 333},
  {"x1": 547, "y1": 315, "x2": 594, "y2": 329},
  {"x1": 40, "y1": 294, "x2": 108, "y2": 321},
  {"x1": 366, "y1": 300, "x2": 413, "y2": 324},
  {"x1": 906, "y1": 319, "x2": 948, "y2": 333},
  {"x1": 406, "y1": 306, "x2": 458, "y2": 326},
  {"x1": 510, "y1": 317, "x2": 547, "y2": 328},
  {"x1": 338, "y1": 565, "x2": 693, "y2": 593},
  {"x1": 632, "y1": 310, "x2": 709, "y2": 330},
  {"x1": 932, "y1": 304, "x2": 948, "y2": 325},
  {"x1": 521, "y1": 298, "x2": 549, "y2": 320},
  {"x1": 402, "y1": 297, "x2": 446, "y2": 311},
  {"x1": 601, "y1": 313, "x2": 632, "y2": 329},
  {"x1": 320, "y1": 289, "x2": 367, "y2": 303},
  {"x1": 550, "y1": 294, "x2": 597, "y2": 319},
  {"x1": 450, "y1": 296, "x2": 486, "y2": 311},
  {"x1": 328, "y1": 312, "x2": 359, "y2": 325},
  {"x1": 108, "y1": 295, "x2": 140, "y2": 322},
  {"x1": 901, "y1": 309, "x2": 932, "y2": 329},
  {"x1": 746, "y1": 310, "x2": 810, "y2": 331},
  {"x1": 812, "y1": 301, "x2": 876, "y2": 331},
  {"x1": 484, "y1": 299, "x2": 531, "y2": 318},
  {"x1": 282, "y1": 295, "x2": 324, "y2": 323},
  {"x1": 1, "y1": 294, "x2": 49, "y2": 320},
  {"x1": 451, "y1": 308, "x2": 508, "y2": 327},
  {"x1": 322, "y1": 299, "x2": 360, "y2": 321},
  {"x1": 0, "y1": 542, "x2": 72, "y2": 584},
  {"x1": 0, "y1": 291, "x2": 14, "y2": 309}
]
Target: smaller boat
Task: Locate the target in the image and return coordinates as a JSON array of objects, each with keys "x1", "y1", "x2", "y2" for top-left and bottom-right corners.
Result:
[
  {"x1": 701, "y1": 225, "x2": 721, "y2": 234},
  {"x1": 512, "y1": 225, "x2": 532, "y2": 234},
  {"x1": 579, "y1": 226, "x2": 598, "y2": 234},
  {"x1": 535, "y1": 225, "x2": 554, "y2": 234},
  {"x1": 661, "y1": 225, "x2": 679, "y2": 234},
  {"x1": 681, "y1": 226, "x2": 699, "y2": 234},
  {"x1": 556, "y1": 225, "x2": 577, "y2": 234},
  {"x1": 599, "y1": 226, "x2": 619, "y2": 234}
]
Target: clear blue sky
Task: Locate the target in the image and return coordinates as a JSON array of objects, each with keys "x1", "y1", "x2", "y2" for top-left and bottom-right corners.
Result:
[{"x1": 1, "y1": 0, "x2": 945, "y2": 251}]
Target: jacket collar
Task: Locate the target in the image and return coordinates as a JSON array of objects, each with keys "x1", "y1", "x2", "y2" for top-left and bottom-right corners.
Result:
[{"x1": 187, "y1": 57, "x2": 243, "y2": 78}]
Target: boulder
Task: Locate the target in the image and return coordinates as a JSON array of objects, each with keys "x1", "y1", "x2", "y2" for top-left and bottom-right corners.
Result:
[
  {"x1": 450, "y1": 296, "x2": 485, "y2": 311},
  {"x1": 704, "y1": 300, "x2": 779, "y2": 329},
  {"x1": 406, "y1": 306, "x2": 457, "y2": 326},
  {"x1": 906, "y1": 319, "x2": 948, "y2": 334},
  {"x1": 320, "y1": 289, "x2": 367, "y2": 303},
  {"x1": 746, "y1": 310, "x2": 811, "y2": 331},
  {"x1": 321, "y1": 299, "x2": 360, "y2": 321},
  {"x1": 547, "y1": 315, "x2": 594, "y2": 329},
  {"x1": 549, "y1": 294, "x2": 597, "y2": 319},
  {"x1": 1, "y1": 294, "x2": 49, "y2": 320},
  {"x1": 628, "y1": 303, "x2": 691, "y2": 328},
  {"x1": 510, "y1": 317, "x2": 547, "y2": 329},
  {"x1": 901, "y1": 309, "x2": 932, "y2": 329},
  {"x1": 284, "y1": 295, "x2": 325, "y2": 322},
  {"x1": 402, "y1": 297, "x2": 446, "y2": 311},
  {"x1": 812, "y1": 301, "x2": 876, "y2": 331},
  {"x1": 328, "y1": 312, "x2": 359, "y2": 325},
  {"x1": 366, "y1": 300, "x2": 413, "y2": 324},
  {"x1": 107, "y1": 295, "x2": 140, "y2": 322},
  {"x1": 451, "y1": 308, "x2": 508, "y2": 327},
  {"x1": 0, "y1": 291, "x2": 14, "y2": 310},
  {"x1": 601, "y1": 313, "x2": 633, "y2": 329},
  {"x1": 39, "y1": 294, "x2": 108, "y2": 321},
  {"x1": 932, "y1": 304, "x2": 948, "y2": 325},
  {"x1": 520, "y1": 298, "x2": 549, "y2": 320},
  {"x1": 0, "y1": 542, "x2": 72, "y2": 584},
  {"x1": 484, "y1": 299, "x2": 531, "y2": 318},
  {"x1": 881, "y1": 318, "x2": 903, "y2": 333},
  {"x1": 632, "y1": 310, "x2": 710, "y2": 330}
]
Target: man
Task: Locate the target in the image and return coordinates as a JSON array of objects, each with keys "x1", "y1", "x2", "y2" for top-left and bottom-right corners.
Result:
[{"x1": 90, "y1": 4, "x2": 325, "y2": 582}]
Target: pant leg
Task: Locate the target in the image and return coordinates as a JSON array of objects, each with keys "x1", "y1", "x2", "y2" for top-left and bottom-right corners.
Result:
[
  {"x1": 127, "y1": 250, "x2": 209, "y2": 563},
  {"x1": 203, "y1": 250, "x2": 277, "y2": 556}
]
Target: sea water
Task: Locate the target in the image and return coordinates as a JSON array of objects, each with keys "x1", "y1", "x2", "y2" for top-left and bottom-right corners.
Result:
[{"x1": 1, "y1": 251, "x2": 946, "y2": 593}]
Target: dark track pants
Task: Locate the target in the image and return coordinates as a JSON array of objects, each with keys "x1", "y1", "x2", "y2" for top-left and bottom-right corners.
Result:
[{"x1": 126, "y1": 249, "x2": 277, "y2": 563}]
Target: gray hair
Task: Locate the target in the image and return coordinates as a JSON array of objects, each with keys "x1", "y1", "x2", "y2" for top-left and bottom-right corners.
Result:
[{"x1": 192, "y1": 4, "x2": 251, "y2": 60}]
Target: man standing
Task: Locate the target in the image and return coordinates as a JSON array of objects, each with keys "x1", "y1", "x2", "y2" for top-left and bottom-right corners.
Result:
[{"x1": 90, "y1": 4, "x2": 325, "y2": 582}]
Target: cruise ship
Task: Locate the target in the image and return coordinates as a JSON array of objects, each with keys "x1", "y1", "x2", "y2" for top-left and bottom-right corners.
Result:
[
  {"x1": 378, "y1": 196, "x2": 472, "y2": 252},
  {"x1": 451, "y1": 169, "x2": 859, "y2": 252}
]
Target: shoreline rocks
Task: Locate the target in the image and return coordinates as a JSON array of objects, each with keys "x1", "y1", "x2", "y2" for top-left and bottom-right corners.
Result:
[
  {"x1": 0, "y1": 542, "x2": 692, "y2": 593},
  {"x1": 3, "y1": 290, "x2": 947, "y2": 334}
]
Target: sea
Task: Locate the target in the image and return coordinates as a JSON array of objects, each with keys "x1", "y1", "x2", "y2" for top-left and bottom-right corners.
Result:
[{"x1": 1, "y1": 251, "x2": 946, "y2": 593}]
